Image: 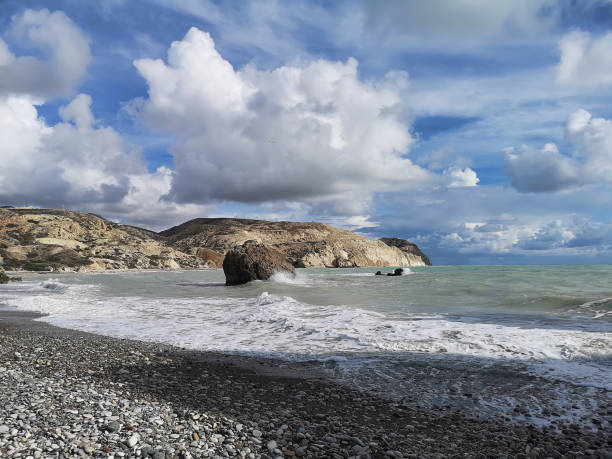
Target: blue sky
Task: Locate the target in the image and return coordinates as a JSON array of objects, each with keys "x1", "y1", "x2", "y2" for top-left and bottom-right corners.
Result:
[{"x1": 1, "y1": 0, "x2": 612, "y2": 264}]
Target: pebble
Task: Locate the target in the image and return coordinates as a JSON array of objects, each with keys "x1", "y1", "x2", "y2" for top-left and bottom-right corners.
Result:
[
  {"x1": 106, "y1": 420, "x2": 121, "y2": 432},
  {"x1": 0, "y1": 319, "x2": 607, "y2": 459},
  {"x1": 127, "y1": 433, "x2": 140, "y2": 447}
]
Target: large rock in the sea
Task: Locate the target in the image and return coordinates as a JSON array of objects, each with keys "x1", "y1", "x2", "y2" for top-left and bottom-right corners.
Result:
[{"x1": 223, "y1": 241, "x2": 295, "y2": 286}]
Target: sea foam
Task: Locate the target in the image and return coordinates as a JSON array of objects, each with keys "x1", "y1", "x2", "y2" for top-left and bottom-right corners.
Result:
[{"x1": 1, "y1": 274, "x2": 610, "y2": 390}]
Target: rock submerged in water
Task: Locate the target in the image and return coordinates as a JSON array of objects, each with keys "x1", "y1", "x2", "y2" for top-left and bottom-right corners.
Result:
[
  {"x1": 223, "y1": 241, "x2": 295, "y2": 286},
  {"x1": 374, "y1": 268, "x2": 404, "y2": 277},
  {"x1": 0, "y1": 268, "x2": 21, "y2": 284}
]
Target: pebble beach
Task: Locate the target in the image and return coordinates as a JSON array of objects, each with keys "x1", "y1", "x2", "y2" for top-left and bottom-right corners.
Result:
[{"x1": 0, "y1": 310, "x2": 610, "y2": 458}]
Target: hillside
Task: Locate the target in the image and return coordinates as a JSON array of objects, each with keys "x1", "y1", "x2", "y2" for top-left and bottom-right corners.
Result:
[
  {"x1": 0, "y1": 208, "x2": 431, "y2": 271},
  {"x1": 0, "y1": 207, "x2": 209, "y2": 271},
  {"x1": 161, "y1": 218, "x2": 431, "y2": 268}
]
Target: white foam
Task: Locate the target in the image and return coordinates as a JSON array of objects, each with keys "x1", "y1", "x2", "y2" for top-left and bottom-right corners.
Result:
[
  {"x1": 270, "y1": 271, "x2": 310, "y2": 285},
  {"x1": 2, "y1": 280, "x2": 610, "y2": 390},
  {"x1": 568, "y1": 297, "x2": 612, "y2": 319}
]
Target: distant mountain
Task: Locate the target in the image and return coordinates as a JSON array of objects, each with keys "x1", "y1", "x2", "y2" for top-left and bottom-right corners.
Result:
[
  {"x1": 161, "y1": 218, "x2": 431, "y2": 268},
  {"x1": 0, "y1": 207, "x2": 431, "y2": 271}
]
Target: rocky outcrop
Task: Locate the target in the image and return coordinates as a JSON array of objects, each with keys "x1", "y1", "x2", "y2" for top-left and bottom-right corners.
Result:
[
  {"x1": 161, "y1": 218, "x2": 430, "y2": 268},
  {"x1": 380, "y1": 237, "x2": 432, "y2": 266},
  {"x1": 223, "y1": 241, "x2": 295, "y2": 285},
  {"x1": 0, "y1": 207, "x2": 211, "y2": 271}
]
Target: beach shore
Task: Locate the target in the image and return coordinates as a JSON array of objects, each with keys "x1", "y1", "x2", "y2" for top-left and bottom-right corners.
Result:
[{"x1": 0, "y1": 310, "x2": 609, "y2": 458}]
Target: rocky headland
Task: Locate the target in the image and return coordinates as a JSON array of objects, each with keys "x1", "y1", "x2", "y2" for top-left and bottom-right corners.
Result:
[
  {"x1": 161, "y1": 218, "x2": 430, "y2": 268},
  {"x1": 0, "y1": 207, "x2": 431, "y2": 272}
]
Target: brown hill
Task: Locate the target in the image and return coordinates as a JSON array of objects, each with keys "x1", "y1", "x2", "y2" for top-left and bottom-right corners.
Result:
[
  {"x1": 0, "y1": 207, "x2": 209, "y2": 271},
  {"x1": 160, "y1": 218, "x2": 430, "y2": 268},
  {"x1": 0, "y1": 208, "x2": 431, "y2": 271}
]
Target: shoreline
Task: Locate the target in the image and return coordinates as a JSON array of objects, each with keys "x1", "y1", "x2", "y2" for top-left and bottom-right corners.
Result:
[{"x1": 0, "y1": 310, "x2": 610, "y2": 457}]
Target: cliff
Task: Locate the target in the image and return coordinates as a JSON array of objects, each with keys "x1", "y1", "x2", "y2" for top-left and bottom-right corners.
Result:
[
  {"x1": 379, "y1": 237, "x2": 432, "y2": 266},
  {"x1": 160, "y1": 218, "x2": 430, "y2": 268},
  {"x1": 0, "y1": 207, "x2": 209, "y2": 271}
]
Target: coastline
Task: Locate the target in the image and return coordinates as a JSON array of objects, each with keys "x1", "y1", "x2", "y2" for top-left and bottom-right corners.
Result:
[{"x1": 0, "y1": 310, "x2": 609, "y2": 458}]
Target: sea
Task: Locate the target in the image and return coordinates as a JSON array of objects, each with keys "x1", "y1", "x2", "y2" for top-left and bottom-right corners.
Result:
[{"x1": 1, "y1": 265, "x2": 611, "y2": 426}]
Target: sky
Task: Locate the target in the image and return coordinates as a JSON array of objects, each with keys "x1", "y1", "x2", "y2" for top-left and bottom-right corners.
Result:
[{"x1": 1, "y1": 0, "x2": 612, "y2": 265}]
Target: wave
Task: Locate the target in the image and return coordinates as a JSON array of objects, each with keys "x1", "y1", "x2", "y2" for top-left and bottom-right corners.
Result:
[
  {"x1": 2, "y1": 280, "x2": 610, "y2": 390},
  {"x1": 40, "y1": 280, "x2": 69, "y2": 291},
  {"x1": 567, "y1": 297, "x2": 612, "y2": 319},
  {"x1": 270, "y1": 271, "x2": 311, "y2": 285}
]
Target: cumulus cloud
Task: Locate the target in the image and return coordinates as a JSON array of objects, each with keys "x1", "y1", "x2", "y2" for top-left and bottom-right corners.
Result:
[
  {"x1": 0, "y1": 9, "x2": 90, "y2": 100},
  {"x1": 132, "y1": 27, "x2": 438, "y2": 209},
  {"x1": 444, "y1": 166, "x2": 479, "y2": 188},
  {"x1": 505, "y1": 109, "x2": 612, "y2": 192},
  {"x1": 439, "y1": 216, "x2": 612, "y2": 256},
  {"x1": 0, "y1": 94, "x2": 209, "y2": 228},
  {"x1": 0, "y1": 94, "x2": 135, "y2": 205},
  {"x1": 364, "y1": 185, "x2": 612, "y2": 262},
  {"x1": 556, "y1": 30, "x2": 612, "y2": 87}
]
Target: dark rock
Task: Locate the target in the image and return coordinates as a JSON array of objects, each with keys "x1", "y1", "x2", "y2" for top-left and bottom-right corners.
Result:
[
  {"x1": 375, "y1": 271, "x2": 383, "y2": 276},
  {"x1": 105, "y1": 420, "x2": 121, "y2": 432},
  {"x1": 386, "y1": 268, "x2": 404, "y2": 277},
  {"x1": 223, "y1": 241, "x2": 295, "y2": 286},
  {"x1": 380, "y1": 237, "x2": 432, "y2": 266}
]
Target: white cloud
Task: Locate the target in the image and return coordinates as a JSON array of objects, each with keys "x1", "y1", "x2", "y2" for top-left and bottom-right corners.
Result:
[
  {"x1": 0, "y1": 94, "x2": 208, "y2": 228},
  {"x1": 444, "y1": 166, "x2": 479, "y2": 188},
  {"x1": 367, "y1": 185, "x2": 612, "y2": 260},
  {"x1": 132, "y1": 27, "x2": 437, "y2": 209},
  {"x1": 0, "y1": 9, "x2": 90, "y2": 101},
  {"x1": 505, "y1": 109, "x2": 612, "y2": 192},
  {"x1": 439, "y1": 216, "x2": 612, "y2": 256},
  {"x1": 556, "y1": 30, "x2": 612, "y2": 88}
]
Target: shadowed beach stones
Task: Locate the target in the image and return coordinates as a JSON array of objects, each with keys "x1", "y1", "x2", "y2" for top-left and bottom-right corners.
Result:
[{"x1": 223, "y1": 241, "x2": 295, "y2": 285}]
